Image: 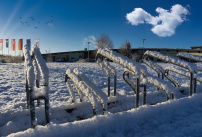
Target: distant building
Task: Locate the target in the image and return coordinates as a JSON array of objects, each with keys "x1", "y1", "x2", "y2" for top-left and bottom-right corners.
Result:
[
  {"x1": 42, "y1": 47, "x2": 202, "y2": 62},
  {"x1": 190, "y1": 46, "x2": 202, "y2": 50}
]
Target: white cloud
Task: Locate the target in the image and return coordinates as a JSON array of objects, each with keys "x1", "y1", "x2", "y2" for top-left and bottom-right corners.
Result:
[
  {"x1": 83, "y1": 35, "x2": 96, "y2": 48},
  {"x1": 126, "y1": 4, "x2": 190, "y2": 37}
]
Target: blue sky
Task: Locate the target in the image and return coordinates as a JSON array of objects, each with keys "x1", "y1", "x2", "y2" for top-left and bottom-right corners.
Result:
[{"x1": 0, "y1": 0, "x2": 202, "y2": 55}]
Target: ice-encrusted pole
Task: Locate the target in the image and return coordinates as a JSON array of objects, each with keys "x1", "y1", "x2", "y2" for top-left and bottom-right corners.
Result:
[
  {"x1": 96, "y1": 48, "x2": 148, "y2": 108},
  {"x1": 23, "y1": 44, "x2": 36, "y2": 128},
  {"x1": 32, "y1": 44, "x2": 50, "y2": 126},
  {"x1": 96, "y1": 58, "x2": 111, "y2": 97},
  {"x1": 74, "y1": 68, "x2": 108, "y2": 114},
  {"x1": 32, "y1": 59, "x2": 41, "y2": 106},
  {"x1": 102, "y1": 58, "x2": 117, "y2": 96},
  {"x1": 144, "y1": 50, "x2": 198, "y2": 96},
  {"x1": 177, "y1": 53, "x2": 202, "y2": 63},
  {"x1": 66, "y1": 69, "x2": 99, "y2": 116}
]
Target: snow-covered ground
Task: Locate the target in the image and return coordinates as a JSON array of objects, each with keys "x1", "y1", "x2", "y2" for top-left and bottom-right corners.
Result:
[{"x1": 0, "y1": 62, "x2": 202, "y2": 136}]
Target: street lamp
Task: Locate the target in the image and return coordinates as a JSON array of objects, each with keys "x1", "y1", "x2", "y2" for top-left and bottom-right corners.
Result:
[
  {"x1": 142, "y1": 39, "x2": 146, "y2": 53},
  {"x1": 87, "y1": 41, "x2": 91, "y2": 62}
]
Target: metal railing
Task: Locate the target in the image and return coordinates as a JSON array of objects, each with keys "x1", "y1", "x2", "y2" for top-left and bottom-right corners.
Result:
[
  {"x1": 65, "y1": 69, "x2": 108, "y2": 116},
  {"x1": 95, "y1": 48, "x2": 147, "y2": 108},
  {"x1": 23, "y1": 44, "x2": 50, "y2": 128},
  {"x1": 143, "y1": 50, "x2": 197, "y2": 96},
  {"x1": 123, "y1": 69, "x2": 146, "y2": 107}
]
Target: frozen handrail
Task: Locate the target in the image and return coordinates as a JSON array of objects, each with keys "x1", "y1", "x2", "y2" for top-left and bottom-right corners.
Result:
[
  {"x1": 65, "y1": 69, "x2": 99, "y2": 116},
  {"x1": 73, "y1": 68, "x2": 108, "y2": 114},
  {"x1": 123, "y1": 69, "x2": 146, "y2": 107},
  {"x1": 32, "y1": 59, "x2": 40, "y2": 106},
  {"x1": 102, "y1": 58, "x2": 117, "y2": 96},
  {"x1": 23, "y1": 44, "x2": 34, "y2": 109},
  {"x1": 124, "y1": 68, "x2": 176, "y2": 101},
  {"x1": 96, "y1": 48, "x2": 148, "y2": 108},
  {"x1": 32, "y1": 45, "x2": 49, "y2": 86},
  {"x1": 96, "y1": 48, "x2": 148, "y2": 80},
  {"x1": 147, "y1": 73, "x2": 176, "y2": 100},
  {"x1": 177, "y1": 53, "x2": 202, "y2": 62},
  {"x1": 143, "y1": 50, "x2": 197, "y2": 96},
  {"x1": 23, "y1": 44, "x2": 50, "y2": 128},
  {"x1": 96, "y1": 58, "x2": 111, "y2": 97},
  {"x1": 65, "y1": 78, "x2": 76, "y2": 103},
  {"x1": 165, "y1": 65, "x2": 201, "y2": 85},
  {"x1": 144, "y1": 51, "x2": 198, "y2": 72},
  {"x1": 143, "y1": 59, "x2": 164, "y2": 79}
]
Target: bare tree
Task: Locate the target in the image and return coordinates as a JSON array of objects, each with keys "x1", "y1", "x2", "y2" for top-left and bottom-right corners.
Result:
[
  {"x1": 118, "y1": 41, "x2": 132, "y2": 58},
  {"x1": 95, "y1": 34, "x2": 113, "y2": 49}
]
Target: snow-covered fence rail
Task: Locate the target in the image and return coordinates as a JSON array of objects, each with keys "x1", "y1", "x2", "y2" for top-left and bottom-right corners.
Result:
[
  {"x1": 102, "y1": 58, "x2": 117, "y2": 96},
  {"x1": 143, "y1": 59, "x2": 164, "y2": 79},
  {"x1": 165, "y1": 65, "x2": 202, "y2": 84},
  {"x1": 23, "y1": 44, "x2": 50, "y2": 128},
  {"x1": 177, "y1": 53, "x2": 202, "y2": 63},
  {"x1": 96, "y1": 58, "x2": 117, "y2": 97},
  {"x1": 73, "y1": 68, "x2": 108, "y2": 114},
  {"x1": 123, "y1": 69, "x2": 146, "y2": 106},
  {"x1": 65, "y1": 69, "x2": 108, "y2": 116},
  {"x1": 143, "y1": 50, "x2": 198, "y2": 96},
  {"x1": 96, "y1": 48, "x2": 148, "y2": 108},
  {"x1": 177, "y1": 53, "x2": 202, "y2": 72}
]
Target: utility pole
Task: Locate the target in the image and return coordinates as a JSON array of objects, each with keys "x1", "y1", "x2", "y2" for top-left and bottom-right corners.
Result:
[
  {"x1": 87, "y1": 41, "x2": 91, "y2": 62},
  {"x1": 142, "y1": 39, "x2": 146, "y2": 53}
]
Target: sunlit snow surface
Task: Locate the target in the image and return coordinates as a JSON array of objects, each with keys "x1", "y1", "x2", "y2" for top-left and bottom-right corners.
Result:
[{"x1": 0, "y1": 62, "x2": 202, "y2": 136}]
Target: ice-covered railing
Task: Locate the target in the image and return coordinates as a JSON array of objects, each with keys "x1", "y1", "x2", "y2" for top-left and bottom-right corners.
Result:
[
  {"x1": 96, "y1": 48, "x2": 148, "y2": 79},
  {"x1": 123, "y1": 69, "x2": 146, "y2": 107},
  {"x1": 24, "y1": 44, "x2": 35, "y2": 109},
  {"x1": 177, "y1": 53, "x2": 202, "y2": 62},
  {"x1": 143, "y1": 59, "x2": 164, "y2": 79},
  {"x1": 143, "y1": 50, "x2": 197, "y2": 96},
  {"x1": 73, "y1": 68, "x2": 108, "y2": 114},
  {"x1": 96, "y1": 58, "x2": 111, "y2": 97},
  {"x1": 102, "y1": 58, "x2": 117, "y2": 96},
  {"x1": 123, "y1": 68, "x2": 178, "y2": 101},
  {"x1": 165, "y1": 65, "x2": 202, "y2": 84},
  {"x1": 65, "y1": 68, "x2": 108, "y2": 116},
  {"x1": 23, "y1": 44, "x2": 50, "y2": 128},
  {"x1": 96, "y1": 48, "x2": 148, "y2": 108},
  {"x1": 177, "y1": 53, "x2": 202, "y2": 72}
]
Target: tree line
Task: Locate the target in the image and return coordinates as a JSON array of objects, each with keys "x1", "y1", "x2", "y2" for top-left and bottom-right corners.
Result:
[{"x1": 95, "y1": 33, "x2": 143, "y2": 62}]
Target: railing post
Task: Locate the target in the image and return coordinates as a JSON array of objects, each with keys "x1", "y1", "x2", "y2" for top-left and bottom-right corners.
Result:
[
  {"x1": 190, "y1": 72, "x2": 193, "y2": 96},
  {"x1": 193, "y1": 78, "x2": 197, "y2": 94},
  {"x1": 45, "y1": 97, "x2": 50, "y2": 125},
  {"x1": 114, "y1": 75, "x2": 116, "y2": 96},
  {"x1": 136, "y1": 78, "x2": 139, "y2": 108},
  {"x1": 108, "y1": 77, "x2": 110, "y2": 97},
  {"x1": 30, "y1": 91, "x2": 36, "y2": 128},
  {"x1": 142, "y1": 85, "x2": 146, "y2": 105}
]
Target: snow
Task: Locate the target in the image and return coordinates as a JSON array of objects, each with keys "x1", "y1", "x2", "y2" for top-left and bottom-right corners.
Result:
[{"x1": 0, "y1": 62, "x2": 202, "y2": 136}]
